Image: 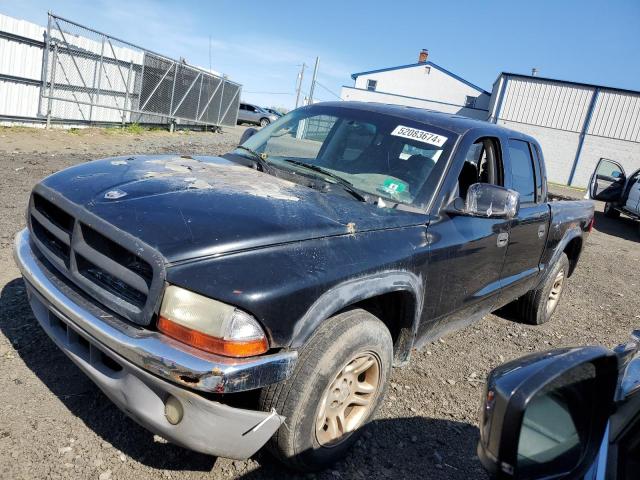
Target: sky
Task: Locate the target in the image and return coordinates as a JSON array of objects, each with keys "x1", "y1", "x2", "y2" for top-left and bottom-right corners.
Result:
[{"x1": 2, "y1": 0, "x2": 639, "y2": 111}]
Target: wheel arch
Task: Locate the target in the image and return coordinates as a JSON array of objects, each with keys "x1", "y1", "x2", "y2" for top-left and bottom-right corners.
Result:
[
  {"x1": 563, "y1": 235, "x2": 583, "y2": 277},
  {"x1": 289, "y1": 271, "x2": 423, "y2": 365}
]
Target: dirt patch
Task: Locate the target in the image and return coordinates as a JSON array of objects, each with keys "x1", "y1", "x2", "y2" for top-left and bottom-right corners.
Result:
[{"x1": 0, "y1": 126, "x2": 638, "y2": 480}]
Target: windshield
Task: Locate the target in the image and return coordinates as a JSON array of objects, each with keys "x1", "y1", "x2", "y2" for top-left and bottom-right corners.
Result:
[{"x1": 234, "y1": 105, "x2": 456, "y2": 205}]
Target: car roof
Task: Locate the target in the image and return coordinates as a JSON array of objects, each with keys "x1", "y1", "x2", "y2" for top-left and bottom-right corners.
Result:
[{"x1": 309, "y1": 101, "x2": 537, "y2": 143}]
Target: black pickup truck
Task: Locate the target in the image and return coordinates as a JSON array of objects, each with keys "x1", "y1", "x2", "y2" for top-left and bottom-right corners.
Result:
[{"x1": 14, "y1": 102, "x2": 594, "y2": 471}]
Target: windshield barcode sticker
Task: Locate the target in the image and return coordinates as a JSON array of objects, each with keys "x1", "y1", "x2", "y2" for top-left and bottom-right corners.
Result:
[{"x1": 391, "y1": 125, "x2": 448, "y2": 147}]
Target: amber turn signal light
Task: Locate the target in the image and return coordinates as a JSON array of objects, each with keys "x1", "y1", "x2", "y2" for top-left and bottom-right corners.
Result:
[{"x1": 158, "y1": 316, "x2": 268, "y2": 358}]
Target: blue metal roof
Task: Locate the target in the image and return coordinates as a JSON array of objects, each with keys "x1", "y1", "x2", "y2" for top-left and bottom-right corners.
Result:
[{"x1": 350, "y1": 61, "x2": 490, "y2": 95}]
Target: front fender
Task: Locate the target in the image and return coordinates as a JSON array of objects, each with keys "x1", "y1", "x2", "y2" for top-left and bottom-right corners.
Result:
[{"x1": 289, "y1": 270, "x2": 424, "y2": 358}]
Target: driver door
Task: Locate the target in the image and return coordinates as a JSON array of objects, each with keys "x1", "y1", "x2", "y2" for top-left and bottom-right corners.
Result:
[
  {"x1": 417, "y1": 135, "x2": 510, "y2": 345},
  {"x1": 589, "y1": 158, "x2": 626, "y2": 202}
]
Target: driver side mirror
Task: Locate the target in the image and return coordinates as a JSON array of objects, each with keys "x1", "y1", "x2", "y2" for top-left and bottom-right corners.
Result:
[
  {"x1": 239, "y1": 127, "x2": 258, "y2": 145},
  {"x1": 448, "y1": 183, "x2": 520, "y2": 219},
  {"x1": 478, "y1": 347, "x2": 618, "y2": 479}
]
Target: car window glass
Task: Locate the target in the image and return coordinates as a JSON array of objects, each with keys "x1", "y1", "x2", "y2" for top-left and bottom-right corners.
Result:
[
  {"x1": 596, "y1": 159, "x2": 623, "y2": 178},
  {"x1": 517, "y1": 362, "x2": 597, "y2": 477},
  {"x1": 259, "y1": 115, "x2": 340, "y2": 161},
  {"x1": 238, "y1": 108, "x2": 456, "y2": 205},
  {"x1": 530, "y1": 143, "x2": 543, "y2": 202},
  {"x1": 508, "y1": 139, "x2": 536, "y2": 204},
  {"x1": 458, "y1": 138, "x2": 500, "y2": 199}
]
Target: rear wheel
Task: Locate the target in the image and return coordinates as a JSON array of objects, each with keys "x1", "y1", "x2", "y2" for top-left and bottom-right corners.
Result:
[
  {"x1": 604, "y1": 202, "x2": 621, "y2": 219},
  {"x1": 259, "y1": 309, "x2": 392, "y2": 472},
  {"x1": 514, "y1": 253, "x2": 570, "y2": 325}
]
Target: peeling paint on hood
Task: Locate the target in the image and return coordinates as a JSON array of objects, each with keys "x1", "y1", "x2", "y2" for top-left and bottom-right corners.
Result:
[{"x1": 40, "y1": 154, "x2": 427, "y2": 263}]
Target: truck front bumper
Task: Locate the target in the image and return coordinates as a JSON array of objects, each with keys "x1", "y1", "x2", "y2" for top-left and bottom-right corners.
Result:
[{"x1": 13, "y1": 228, "x2": 296, "y2": 459}]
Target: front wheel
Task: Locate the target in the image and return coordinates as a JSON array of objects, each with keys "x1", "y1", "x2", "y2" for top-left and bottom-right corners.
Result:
[
  {"x1": 515, "y1": 253, "x2": 570, "y2": 325},
  {"x1": 259, "y1": 309, "x2": 392, "y2": 472},
  {"x1": 259, "y1": 117, "x2": 270, "y2": 127}
]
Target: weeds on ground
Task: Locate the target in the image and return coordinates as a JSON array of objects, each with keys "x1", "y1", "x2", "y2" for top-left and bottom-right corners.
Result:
[
  {"x1": 0, "y1": 126, "x2": 38, "y2": 133},
  {"x1": 104, "y1": 123, "x2": 168, "y2": 135}
]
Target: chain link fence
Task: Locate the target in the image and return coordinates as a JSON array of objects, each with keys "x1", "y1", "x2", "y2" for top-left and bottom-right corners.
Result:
[{"x1": 41, "y1": 13, "x2": 241, "y2": 127}]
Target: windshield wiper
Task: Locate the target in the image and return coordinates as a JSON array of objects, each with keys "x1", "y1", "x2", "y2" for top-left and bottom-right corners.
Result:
[
  {"x1": 282, "y1": 159, "x2": 369, "y2": 202},
  {"x1": 235, "y1": 145, "x2": 271, "y2": 172}
]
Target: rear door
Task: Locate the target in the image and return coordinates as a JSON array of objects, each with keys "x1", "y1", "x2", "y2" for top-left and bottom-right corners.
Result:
[
  {"x1": 589, "y1": 158, "x2": 626, "y2": 202},
  {"x1": 499, "y1": 139, "x2": 550, "y2": 301},
  {"x1": 246, "y1": 104, "x2": 260, "y2": 122}
]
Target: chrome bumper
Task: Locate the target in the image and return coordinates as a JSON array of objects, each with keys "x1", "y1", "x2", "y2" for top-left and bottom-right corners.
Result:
[{"x1": 13, "y1": 228, "x2": 297, "y2": 393}]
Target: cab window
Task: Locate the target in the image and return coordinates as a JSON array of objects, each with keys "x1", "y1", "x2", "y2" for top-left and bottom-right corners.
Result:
[
  {"x1": 530, "y1": 143, "x2": 544, "y2": 202},
  {"x1": 508, "y1": 139, "x2": 536, "y2": 204},
  {"x1": 458, "y1": 137, "x2": 502, "y2": 199}
]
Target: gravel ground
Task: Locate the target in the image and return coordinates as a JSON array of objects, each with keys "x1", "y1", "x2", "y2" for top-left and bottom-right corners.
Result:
[{"x1": 0, "y1": 126, "x2": 638, "y2": 480}]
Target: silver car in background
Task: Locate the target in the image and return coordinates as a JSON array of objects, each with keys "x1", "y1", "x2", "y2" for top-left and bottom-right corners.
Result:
[{"x1": 237, "y1": 103, "x2": 279, "y2": 127}]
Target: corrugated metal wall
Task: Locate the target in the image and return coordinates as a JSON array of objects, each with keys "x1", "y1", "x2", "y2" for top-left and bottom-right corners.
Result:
[
  {"x1": 492, "y1": 73, "x2": 640, "y2": 187},
  {"x1": 0, "y1": 13, "x2": 240, "y2": 127},
  {"x1": 499, "y1": 77, "x2": 593, "y2": 132},
  {"x1": 0, "y1": 14, "x2": 45, "y2": 119},
  {"x1": 588, "y1": 90, "x2": 640, "y2": 142}
]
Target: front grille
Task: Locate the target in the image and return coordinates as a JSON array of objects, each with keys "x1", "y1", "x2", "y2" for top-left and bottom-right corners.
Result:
[{"x1": 28, "y1": 188, "x2": 165, "y2": 326}]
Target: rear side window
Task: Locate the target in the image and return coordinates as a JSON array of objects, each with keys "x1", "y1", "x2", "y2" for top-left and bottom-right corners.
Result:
[
  {"x1": 530, "y1": 143, "x2": 544, "y2": 202},
  {"x1": 508, "y1": 139, "x2": 536, "y2": 204}
]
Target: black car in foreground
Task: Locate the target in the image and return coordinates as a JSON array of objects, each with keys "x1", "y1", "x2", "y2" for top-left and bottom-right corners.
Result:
[{"x1": 14, "y1": 102, "x2": 594, "y2": 471}]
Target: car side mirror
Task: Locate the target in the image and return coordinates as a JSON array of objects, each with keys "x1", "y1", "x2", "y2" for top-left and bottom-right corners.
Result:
[
  {"x1": 611, "y1": 171, "x2": 622, "y2": 179},
  {"x1": 239, "y1": 128, "x2": 258, "y2": 145},
  {"x1": 448, "y1": 183, "x2": 520, "y2": 219},
  {"x1": 477, "y1": 346, "x2": 618, "y2": 480}
]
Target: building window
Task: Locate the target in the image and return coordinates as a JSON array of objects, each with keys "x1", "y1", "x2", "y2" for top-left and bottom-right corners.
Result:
[
  {"x1": 465, "y1": 95, "x2": 476, "y2": 108},
  {"x1": 366, "y1": 79, "x2": 377, "y2": 91}
]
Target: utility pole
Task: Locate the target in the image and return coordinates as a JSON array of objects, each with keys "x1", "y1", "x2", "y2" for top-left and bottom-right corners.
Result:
[
  {"x1": 308, "y1": 56, "x2": 320, "y2": 105},
  {"x1": 295, "y1": 63, "x2": 306, "y2": 108}
]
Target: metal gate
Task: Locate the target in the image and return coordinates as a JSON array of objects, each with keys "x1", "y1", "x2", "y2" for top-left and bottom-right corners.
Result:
[{"x1": 40, "y1": 13, "x2": 241, "y2": 127}]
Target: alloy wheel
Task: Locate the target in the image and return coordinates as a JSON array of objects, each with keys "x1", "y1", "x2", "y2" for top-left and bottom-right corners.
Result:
[
  {"x1": 546, "y1": 270, "x2": 565, "y2": 317},
  {"x1": 315, "y1": 352, "x2": 381, "y2": 446}
]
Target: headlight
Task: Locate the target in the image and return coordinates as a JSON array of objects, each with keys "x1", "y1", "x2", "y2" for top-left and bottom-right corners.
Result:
[{"x1": 157, "y1": 285, "x2": 268, "y2": 357}]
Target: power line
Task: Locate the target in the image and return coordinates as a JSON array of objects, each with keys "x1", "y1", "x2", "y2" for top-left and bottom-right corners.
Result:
[
  {"x1": 244, "y1": 91, "x2": 295, "y2": 95},
  {"x1": 314, "y1": 81, "x2": 342, "y2": 100}
]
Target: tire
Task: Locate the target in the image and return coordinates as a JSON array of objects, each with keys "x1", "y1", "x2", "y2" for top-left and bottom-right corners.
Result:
[
  {"x1": 514, "y1": 253, "x2": 570, "y2": 325},
  {"x1": 259, "y1": 309, "x2": 393, "y2": 472},
  {"x1": 604, "y1": 202, "x2": 621, "y2": 219},
  {"x1": 259, "y1": 117, "x2": 270, "y2": 127}
]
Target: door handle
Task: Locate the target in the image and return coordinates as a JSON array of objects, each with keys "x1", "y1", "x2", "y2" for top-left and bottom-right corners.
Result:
[{"x1": 497, "y1": 232, "x2": 509, "y2": 248}]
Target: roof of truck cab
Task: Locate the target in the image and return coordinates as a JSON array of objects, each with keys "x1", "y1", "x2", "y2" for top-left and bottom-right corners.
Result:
[{"x1": 310, "y1": 101, "x2": 515, "y2": 137}]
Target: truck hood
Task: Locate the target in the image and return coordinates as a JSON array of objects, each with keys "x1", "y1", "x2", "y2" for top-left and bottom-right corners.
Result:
[{"x1": 40, "y1": 155, "x2": 426, "y2": 263}]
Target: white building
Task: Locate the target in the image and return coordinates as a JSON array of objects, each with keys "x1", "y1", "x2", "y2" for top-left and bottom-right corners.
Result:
[
  {"x1": 341, "y1": 50, "x2": 491, "y2": 120},
  {"x1": 489, "y1": 73, "x2": 640, "y2": 187}
]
